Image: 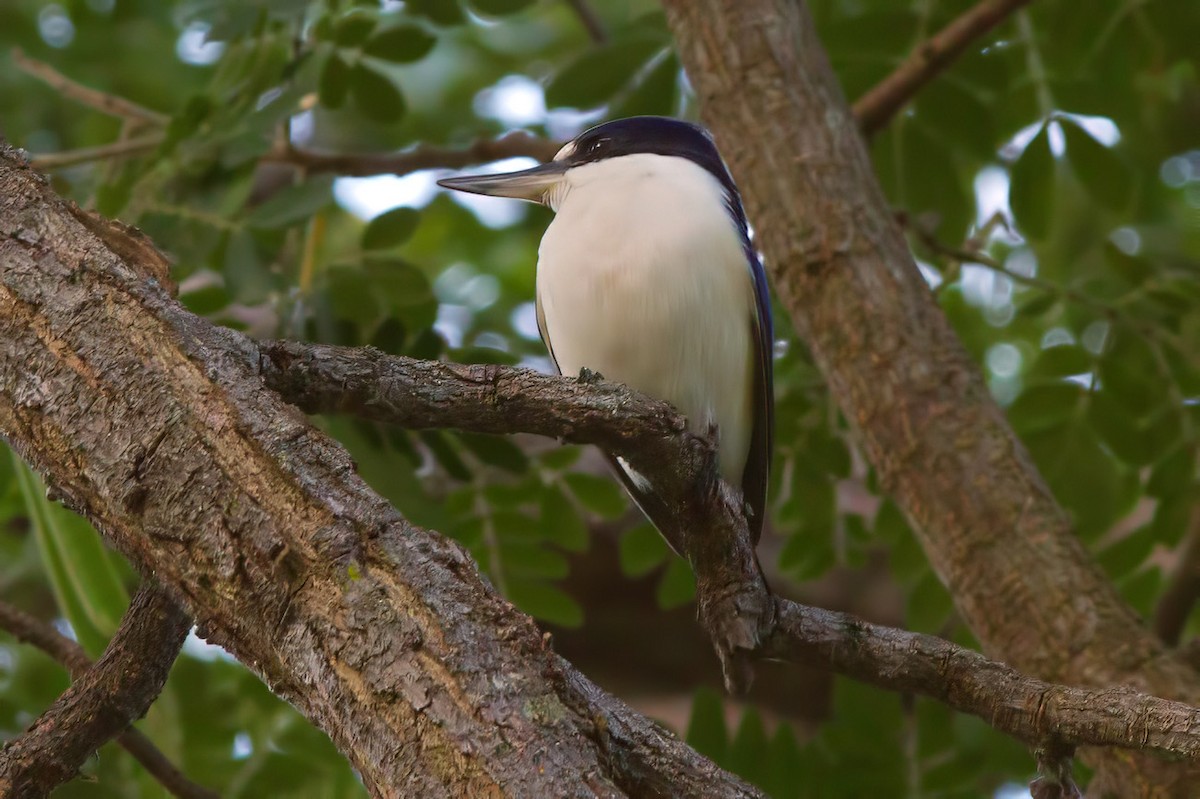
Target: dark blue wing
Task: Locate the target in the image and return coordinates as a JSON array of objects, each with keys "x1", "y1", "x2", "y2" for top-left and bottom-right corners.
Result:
[{"x1": 742, "y1": 245, "x2": 774, "y2": 544}]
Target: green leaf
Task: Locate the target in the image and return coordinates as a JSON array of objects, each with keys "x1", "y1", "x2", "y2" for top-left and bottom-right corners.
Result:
[
  {"x1": 655, "y1": 556, "x2": 695, "y2": 609},
  {"x1": 334, "y1": 11, "x2": 377, "y2": 46},
  {"x1": 501, "y1": 542, "x2": 569, "y2": 579},
  {"x1": 541, "y1": 486, "x2": 588, "y2": 552},
  {"x1": 1103, "y1": 241, "x2": 1153, "y2": 287},
  {"x1": 778, "y1": 527, "x2": 834, "y2": 579},
  {"x1": 540, "y1": 446, "x2": 582, "y2": 471},
  {"x1": 614, "y1": 53, "x2": 678, "y2": 118},
  {"x1": 685, "y1": 687, "x2": 728, "y2": 761},
  {"x1": 1061, "y1": 117, "x2": 1132, "y2": 211},
  {"x1": 1147, "y1": 446, "x2": 1194, "y2": 498},
  {"x1": 907, "y1": 571, "x2": 953, "y2": 632},
  {"x1": 1007, "y1": 382, "x2": 1084, "y2": 435},
  {"x1": 1088, "y1": 390, "x2": 1152, "y2": 466},
  {"x1": 507, "y1": 579, "x2": 583, "y2": 627},
  {"x1": 728, "y1": 709, "x2": 769, "y2": 785},
  {"x1": 318, "y1": 53, "x2": 351, "y2": 109},
  {"x1": 1029, "y1": 345, "x2": 1093, "y2": 378},
  {"x1": 405, "y1": 0, "x2": 465, "y2": 25},
  {"x1": 246, "y1": 175, "x2": 336, "y2": 229},
  {"x1": 563, "y1": 472, "x2": 627, "y2": 518},
  {"x1": 224, "y1": 230, "x2": 275, "y2": 304},
  {"x1": 467, "y1": 0, "x2": 536, "y2": 16},
  {"x1": 14, "y1": 457, "x2": 129, "y2": 658},
  {"x1": 1096, "y1": 525, "x2": 1156, "y2": 579},
  {"x1": 457, "y1": 432, "x2": 529, "y2": 473},
  {"x1": 362, "y1": 207, "x2": 420, "y2": 250},
  {"x1": 350, "y1": 63, "x2": 407, "y2": 123},
  {"x1": 181, "y1": 284, "x2": 232, "y2": 317},
  {"x1": 618, "y1": 522, "x2": 669, "y2": 577},
  {"x1": 1009, "y1": 122, "x2": 1056, "y2": 240},
  {"x1": 364, "y1": 25, "x2": 436, "y2": 63},
  {"x1": 545, "y1": 37, "x2": 667, "y2": 109}
]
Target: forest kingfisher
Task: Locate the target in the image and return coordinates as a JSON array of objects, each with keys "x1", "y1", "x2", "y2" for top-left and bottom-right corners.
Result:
[{"x1": 438, "y1": 116, "x2": 774, "y2": 549}]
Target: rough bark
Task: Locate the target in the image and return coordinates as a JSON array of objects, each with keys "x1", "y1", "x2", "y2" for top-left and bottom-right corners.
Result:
[
  {"x1": 661, "y1": 0, "x2": 1200, "y2": 795},
  {"x1": 0, "y1": 599, "x2": 219, "y2": 799},
  {"x1": 0, "y1": 145, "x2": 759, "y2": 798},
  {"x1": 0, "y1": 584, "x2": 191, "y2": 798}
]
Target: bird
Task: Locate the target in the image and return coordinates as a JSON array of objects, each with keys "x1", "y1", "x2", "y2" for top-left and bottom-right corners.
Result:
[{"x1": 437, "y1": 116, "x2": 773, "y2": 551}]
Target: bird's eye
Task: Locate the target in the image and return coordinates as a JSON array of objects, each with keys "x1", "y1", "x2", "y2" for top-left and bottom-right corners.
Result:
[{"x1": 588, "y1": 139, "x2": 606, "y2": 154}]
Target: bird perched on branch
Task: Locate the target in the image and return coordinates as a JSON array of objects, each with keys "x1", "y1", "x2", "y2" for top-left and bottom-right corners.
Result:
[{"x1": 438, "y1": 116, "x2": 773, "y2": 551}]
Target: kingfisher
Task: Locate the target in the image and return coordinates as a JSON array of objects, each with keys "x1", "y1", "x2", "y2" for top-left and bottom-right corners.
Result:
[{"x1": 438, "y1": 116, "x2": 773, "y2": 550}]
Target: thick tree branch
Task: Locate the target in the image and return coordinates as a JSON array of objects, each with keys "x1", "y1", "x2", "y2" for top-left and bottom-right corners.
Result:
[
  {"x1": 11, "y1": 48, "x2": 168, "y2": 126},
  {"x1": 662, "y1": 0, "x2": 1200, "y2": 794},
  {"x1": 852, "y1": 0, "x2": 1034, "y2": 135},
  {"x1": 0, "y1": 143, "x2": 760, "y2": 799},
  {"x1": 0, "y1": 583, "x2": 192, "y2": 798},
  {"x1": 0, "y1": 600, "x2": 217, "y2": 799}
]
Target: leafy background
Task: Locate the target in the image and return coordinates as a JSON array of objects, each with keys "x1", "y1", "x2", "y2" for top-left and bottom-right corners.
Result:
[{"x1": 0, "y1": 0, "x2": 1198, "y2": 796}]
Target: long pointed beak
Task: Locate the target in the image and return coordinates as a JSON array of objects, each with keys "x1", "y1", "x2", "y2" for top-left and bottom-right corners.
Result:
[{"x1": 437, "y1": 161, "x2": 568, "y2": 203}]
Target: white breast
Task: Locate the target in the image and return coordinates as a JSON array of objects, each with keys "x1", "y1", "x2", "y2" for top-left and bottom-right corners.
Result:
[{"x1": 537, "y1": 153, "x2": 755, "y2": 482}]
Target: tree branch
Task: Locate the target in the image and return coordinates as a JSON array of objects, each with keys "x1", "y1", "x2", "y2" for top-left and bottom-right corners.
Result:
[
  {"x1": 852, "y1": 0, "x2": 1035, "y2": 135},
  {"x1": 563, "y1": 0, "x2": 609, "y2": 44},
  {"x1": 767, "y1": 601, "x2": 1200, "y2": 759},
  {"x1": 0, "y1": 583, "x2": 194, "y2": 798},
  {"x1": 264, "y1": 132, "x2": 561, "y2": 177},
  {"x1": 29, "y1": 134, "x2": 163, "y2": 170},
  {"x1": 0, "y1": 600, "x2": 219, "y2": 799},
  {"x1": 11, "y1": 48, "x2": 168, "y2": 126},
  {"x1": 1155, "y1": 505, "x2": 1200, "y2": 646}
]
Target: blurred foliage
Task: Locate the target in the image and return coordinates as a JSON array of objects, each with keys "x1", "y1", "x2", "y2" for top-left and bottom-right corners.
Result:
[{"x1": 0, "y1": 0, "x2": 1198, "y2": 796}]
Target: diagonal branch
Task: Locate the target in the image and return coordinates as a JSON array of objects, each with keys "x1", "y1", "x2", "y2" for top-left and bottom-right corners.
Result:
[
  {"x1": 1155, "y1": 505, "x2": 1200, "y2": 646},
  {"x1": 768, "y1": 601, "x2": 1200, "y2": 760},
  {"x1": 0, "y1": 600, "x2": 219, "y2": 799},
  {"x1": 0, "y1": 583, "x2": 195, "y2": 798},
  {"x1": 852, "y1": 0, "x2": 1035, "y2": 135},
  {"x1": 11, "y1": 48, "x2": 168, "y2": 126}
]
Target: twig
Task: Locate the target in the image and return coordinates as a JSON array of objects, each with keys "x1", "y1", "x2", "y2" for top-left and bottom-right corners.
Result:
[
  {"x1": 1155, "y1": 505, "x2": 1200, "y2": 646},
  {"x1": 264, "y1": 131, "x2": 561, "y2": 177},
  {"x1": 30, "y1": 134, "x2": 164, "y2": 170},
  {"x1": 853, "y1": 0, "x2": 1034, "y2": 135},
  {"x1": 11, "y1": 48, "x2": 168, "y2": 126},
  {"x1": 562, "y1": 0, "x2": 609, "y2": 44},
  {"x1": 0, "y1": 586, "x2": 213, "y2": 799},
  {"x1": 908, "y1": 220, "x2": 1200, "y2": 374}
]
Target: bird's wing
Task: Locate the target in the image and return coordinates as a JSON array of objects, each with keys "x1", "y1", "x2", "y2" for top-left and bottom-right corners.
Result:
[
  {"x1": 536, "y1": 289, "x2": 690, "y2": 554},
  {"x1": 742, "y1": 249, "x2": 774, "y2": 545}
]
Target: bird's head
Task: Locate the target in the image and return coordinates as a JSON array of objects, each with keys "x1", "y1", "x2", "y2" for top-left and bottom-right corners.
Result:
[{"x1": 436, "y1": 116, "x2": 736, "y2": 209}]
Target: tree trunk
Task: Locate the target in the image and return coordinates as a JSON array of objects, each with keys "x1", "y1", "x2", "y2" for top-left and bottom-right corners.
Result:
[{"x1": 662, "y1": 1, "x2": 1200, "y2": 795}]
